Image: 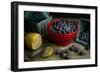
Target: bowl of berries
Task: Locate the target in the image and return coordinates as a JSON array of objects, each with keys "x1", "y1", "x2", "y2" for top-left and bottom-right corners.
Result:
[{"x1": 47, "y1": 18, "x2": 78, "y2": 46}]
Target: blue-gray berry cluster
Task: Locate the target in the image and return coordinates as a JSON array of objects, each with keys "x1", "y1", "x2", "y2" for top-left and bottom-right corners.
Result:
[{"x1": 51, "y1": 19, "x2": 77, "y2": 34}]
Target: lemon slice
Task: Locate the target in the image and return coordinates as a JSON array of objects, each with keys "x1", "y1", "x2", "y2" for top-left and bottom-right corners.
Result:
[
  {"x1": 42, "y1": 47, "x2": 54, "y2": 58},
  {"x1": 25, "y1": 33, "x2": 42, "y2": 50}
]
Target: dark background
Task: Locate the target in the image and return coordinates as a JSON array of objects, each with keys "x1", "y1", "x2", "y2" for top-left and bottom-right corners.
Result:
[{"x1": 49, "y1": 12, "x2": 90, "y2": 19}]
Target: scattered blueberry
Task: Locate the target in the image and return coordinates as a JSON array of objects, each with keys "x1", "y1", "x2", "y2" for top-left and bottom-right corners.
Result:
[
  {"x1": 79, "y1": 51, "x2": 84, "y2": 55},
  {"x1": 69, "y1": 45, "x2": 80, "y2": 53},
  {"x1": 65, "y1": 50, "x2": 68, "y2": 53},
  {"x1": 60, "y1": 51, "x2": 69, "y2": 59},
  {"x1": 79, "y1": 50, "x2": 86, "y2": 56},
  {"x1": 56, "y1": 50, "x2": 69, "y2": 59},
  {"x1": 73, "y1": 49, "x2": 78, "y2": 52},
  {"x1": 69, "y1": 47, "x2": 73, "y2": 51}
]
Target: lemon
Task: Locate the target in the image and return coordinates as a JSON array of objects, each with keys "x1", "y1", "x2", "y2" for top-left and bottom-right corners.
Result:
[
  {"x1": 42, "y1": 47, "x2": 54, "y2": 58},
  {"x1": 25, "y1": 33, "x2": 42, "y2": 50}
]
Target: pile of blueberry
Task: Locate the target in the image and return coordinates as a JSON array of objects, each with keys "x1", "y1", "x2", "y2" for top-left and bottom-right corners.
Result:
[
  {"x1": 51, "y1": 18, "x2": 77, "y2": 34},
  {"x1": 56, "y1": 50, "x2": 69, "y2": 59},
  {"x1": 79, "y1": 31, "x2": 90, "y2": 43}
]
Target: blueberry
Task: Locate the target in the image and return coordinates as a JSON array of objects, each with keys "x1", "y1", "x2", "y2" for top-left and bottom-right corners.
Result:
[
  {"x1": 63, "y1": 29, "x2": 66, "y2": 32},
  {"x1": 58, "y1": 31, "x2": 61, "y2": 33},
  {"x1": 60, "y1": 21, "x2": 63, "y2": 24},
  {"x1": 60, "y1": 28, "x2": 62, "y2": 30},
  {"x1": 60, "y1": 18, "x2": 64, "y2": 22},
  {"x1": 57, "y1": 25, "x2": 60, "y2": 28},
  {"x1": 63, "y1": 56, "x2": 69, "y2": 59},
  {"x1": 73, "y1": 48, "x2": 79, "y2": 52},
  {"x1": 66, "y1": 31, "x2": 69, "y2": 34},
  {"x1": 62, "y1": 27, "x2": 65, "y2": 30},
  {"x1": 61, "y1": 30, "x2": 64, "y2": 34},
  {"x1": 71, "y1": 45, "x2": 79, "y2": 52},
  {"x1": 79, "y1": 51, "x2": 86, "y2": 56},
  {"x1": 60, "y1": 52, "x2": 69, "y2": 59},
  {"x1": 69, "y1": 47, "x2": 73, "y2": 51},
  {"x1": 65, "y1": 28, "x2": 68, "y2": 32},
  {"x1": 64, "y1": 31, "x2": 67, "y2": 34},
  {"x1": 65, "y1": 50, "x2": 68, "y2": 53}
]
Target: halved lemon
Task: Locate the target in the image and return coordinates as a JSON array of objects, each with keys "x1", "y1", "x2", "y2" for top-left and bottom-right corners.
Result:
[
  {"x1": 25, "y1": 33, "x2": 42, "y2": 50},
  {"x1": 42, "y1": 47, "x2": 54, "y2": 58}
]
